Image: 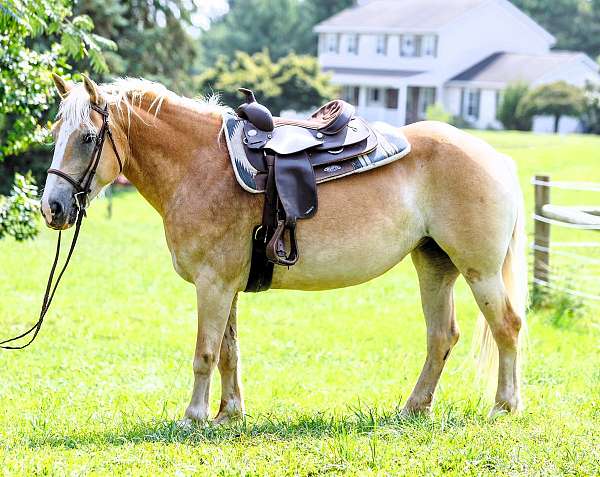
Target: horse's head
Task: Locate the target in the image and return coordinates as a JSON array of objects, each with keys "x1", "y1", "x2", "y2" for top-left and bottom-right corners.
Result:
[{"x1": 41, "y1": 74, "x2": 124, "y2": 230}]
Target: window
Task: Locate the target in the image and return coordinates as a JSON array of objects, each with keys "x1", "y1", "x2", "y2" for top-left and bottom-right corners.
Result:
[
  {"x1": 342, "y1": 86, "x2": 360, "y2": 105},
  {"x1": 465, "y1": 89, "x2": 481, "y2": 119},
  {"x1": 400, "y1": 35, "x2": 416, "y2": 57},
  {"x1": 347, "y1": 34, "x2": 359, "y2": 54},
  {"x1": 385, "y1": 88, "x2": 399, "y2": 109},
  {"x1": 376, "y1": 35, "x2": 387, "y2": 56},
  {"x1": 326, "y1": 34, "x2": 339, "y2": 53},
  {"x1": 400, "y1": 34, "x2": 437, "y2": 57},
  {"x1": 422, "y1": 35, "x2": 437, "y2": 57},
  {"x1": 367, "y1": 88, "x2": 381, "y2": 105}
]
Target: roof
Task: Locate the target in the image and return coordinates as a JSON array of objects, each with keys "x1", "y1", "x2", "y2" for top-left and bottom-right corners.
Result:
[
  {"x1": 450, "y1": 51, "x2": 592, "y2": 85},
  {"x1": 315, "y1": 0, "x2": 488, "y2": 31},
  {"x1": 322, "y1": 67, "x2": 424, "y2": 78},
  {"x1": 314, "y1": 0, "x2": 555, "y2": 44}
]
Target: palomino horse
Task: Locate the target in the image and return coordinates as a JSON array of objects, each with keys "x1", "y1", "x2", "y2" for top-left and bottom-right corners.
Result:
[{"x1": 42, "y1": 74, "x2": 526, "y2": 424}]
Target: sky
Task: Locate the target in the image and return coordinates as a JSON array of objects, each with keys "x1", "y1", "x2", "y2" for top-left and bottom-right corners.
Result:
[{"x1": 193, "y1": 0, "x2": 229, "y2": 30}]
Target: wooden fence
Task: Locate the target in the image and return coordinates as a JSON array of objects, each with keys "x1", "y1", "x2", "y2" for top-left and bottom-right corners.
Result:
[{"x1": 532, "y1": 175, "x2": 600, "y2": 301}]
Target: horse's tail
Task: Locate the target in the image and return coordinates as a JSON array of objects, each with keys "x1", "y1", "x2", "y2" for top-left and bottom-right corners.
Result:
[{"x1": 473, "y1": 169, "x2": 528, "y2": 387}]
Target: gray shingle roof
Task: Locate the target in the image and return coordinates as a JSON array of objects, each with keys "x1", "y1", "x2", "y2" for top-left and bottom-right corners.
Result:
[
  {"x1": 315, "y1": 0, "x2": 488, "y2": 31},
  {"x1": 450, "y1": 52, "x2": 584, "y2": 84}
]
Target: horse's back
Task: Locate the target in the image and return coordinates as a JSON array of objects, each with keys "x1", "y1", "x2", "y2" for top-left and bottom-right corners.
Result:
[{"x1": 271, "y1": 120, "x2": 521, "y2": 290}]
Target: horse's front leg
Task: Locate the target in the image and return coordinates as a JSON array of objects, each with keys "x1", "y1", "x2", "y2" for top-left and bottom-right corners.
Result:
[
  {"x1": 214, "y1": 293, "x2": 244, "y2": 424},
  {"x1": 183, "y1": 276, "x2": 237, "y2": 424}
]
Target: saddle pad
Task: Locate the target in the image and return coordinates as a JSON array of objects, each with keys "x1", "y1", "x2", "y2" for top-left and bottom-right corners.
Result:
[{"x1": 222, "y1": 112, "x2": 411, "y2": 194}]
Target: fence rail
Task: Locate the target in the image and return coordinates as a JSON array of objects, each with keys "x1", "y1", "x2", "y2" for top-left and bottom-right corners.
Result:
[{"x1": 532, "y1": 175, "x2": 600, "y2": 302}]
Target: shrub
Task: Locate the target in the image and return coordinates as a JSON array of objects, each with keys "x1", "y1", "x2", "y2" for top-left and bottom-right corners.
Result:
[
  {"x1": 0, "y1": 173, "x2": 40, "y2": 241},
  {"x1": 582, "y1": 81, "x2": 600, "y2": 134},
  {"x1": 425, "y1": 103, "x2": 452, "y2": 123},
  {"x1": 497, "y1": 82, "x2": 532, "y2": 131},
  {"x1": 518, "y1": 81, "x2": 585, "y2": 133}
]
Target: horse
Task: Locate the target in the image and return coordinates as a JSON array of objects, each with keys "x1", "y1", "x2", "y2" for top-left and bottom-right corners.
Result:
[{"x1": 41, "y1": 74, "x2": 527, "y2": 425}]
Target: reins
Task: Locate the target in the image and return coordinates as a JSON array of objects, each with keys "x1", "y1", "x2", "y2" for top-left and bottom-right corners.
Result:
[{"x1": 1, "y1": 103, "x2": 123, "y2": 350}]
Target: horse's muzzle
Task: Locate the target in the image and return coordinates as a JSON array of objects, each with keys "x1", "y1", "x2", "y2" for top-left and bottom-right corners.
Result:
[{"x1": 42, "y1": 196, "x2": 78, "y2": 230}]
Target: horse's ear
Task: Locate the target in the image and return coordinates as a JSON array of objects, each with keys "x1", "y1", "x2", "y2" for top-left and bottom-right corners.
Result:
[
  {"x1": 52, "y1": 73, "x2": 72, "y2": 99},
  {"x1": 82, "y1": 74, "x2": 101, "y2": 105}
]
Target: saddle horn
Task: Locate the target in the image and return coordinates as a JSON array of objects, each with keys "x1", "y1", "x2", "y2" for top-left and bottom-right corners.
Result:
[{"x1": 236, "y1": 88, "x2": 274, "y2": 132}]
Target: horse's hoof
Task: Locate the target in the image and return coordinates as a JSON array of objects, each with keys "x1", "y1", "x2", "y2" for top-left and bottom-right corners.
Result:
[
  {"x1": 176, "y1": 417, "x2": 194, "y2": 429},
  {"x1": 488, "y1": 399, "x2": 522, "y2": 419},
  {"x1": 213, "y1": 411, "x2": 243, "y2": 426},
  {"x1": 400, "y1": 405, "x2": 432, "y2": 420}
]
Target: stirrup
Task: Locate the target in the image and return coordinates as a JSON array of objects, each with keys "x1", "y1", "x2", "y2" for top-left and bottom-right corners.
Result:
[{"x1": 266, "y1": 220, "x2": 298, "y2": 266}]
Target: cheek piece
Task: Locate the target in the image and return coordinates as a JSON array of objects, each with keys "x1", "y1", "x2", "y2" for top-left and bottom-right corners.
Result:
[{"x1": 0, "y1": 103, "x2": 123, "y2": 350}]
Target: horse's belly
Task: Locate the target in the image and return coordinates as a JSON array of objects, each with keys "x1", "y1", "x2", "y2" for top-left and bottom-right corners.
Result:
[{"x1": 270, "y1": 172, "x2": 423, "y2": 291}]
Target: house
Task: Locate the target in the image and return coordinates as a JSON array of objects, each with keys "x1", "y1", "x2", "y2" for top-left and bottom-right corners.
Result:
[{"x1": 314, "y1": 0, "x2": 600, "y2": 133}]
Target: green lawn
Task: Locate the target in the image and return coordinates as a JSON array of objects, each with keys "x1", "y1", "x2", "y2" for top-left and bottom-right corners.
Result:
[{"x1": 0, "y1": 130, "x2": 599, "y2": 476}]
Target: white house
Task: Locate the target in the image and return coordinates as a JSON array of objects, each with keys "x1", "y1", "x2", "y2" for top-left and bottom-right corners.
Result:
[{"x1": 314, "y1": 0, "x2": 600, "y2": 133}]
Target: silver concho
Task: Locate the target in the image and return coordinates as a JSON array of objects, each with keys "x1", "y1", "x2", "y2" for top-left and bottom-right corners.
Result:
[
  {"x1": 248, "y1": 129, "x2": 258, "y2": 137},
  {"x1": 323, "y1": 165, "x2": 342, "y2": 173}
]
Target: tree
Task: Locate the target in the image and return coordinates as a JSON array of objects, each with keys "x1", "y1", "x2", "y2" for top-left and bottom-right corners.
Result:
[
  {"x1": 510, "y1": 0, "x2": 600, "y2": 60},
  {"x1": 0, "y1": 0, "x2": 115, "y2": 162},
  {"x1": 194, "y1": 50, "x2": 337, "y2": 115},
  {"x1": 582, "y1": 81, "x2": 600, "y2": 134},
  {"x1": 518, "y1": 81, "x2": 585, "y2": 133},
  {"x1": 73, "y1": 0, "x2": 202, "y2": 94},
  {"x1": 200, "y1": 0, "x2": 354, "y2": 63},
  {"x1": 497, "y1": 82, "x2": 533, "y2": 131}
]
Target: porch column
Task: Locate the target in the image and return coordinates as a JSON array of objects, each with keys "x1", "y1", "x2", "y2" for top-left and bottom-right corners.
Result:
[
  {"x1": 358, "y1": 86, "x2": 368, "y2": 109},
  {"x1": 398, "y1": 85, "x2": 407, "y2": 125}
]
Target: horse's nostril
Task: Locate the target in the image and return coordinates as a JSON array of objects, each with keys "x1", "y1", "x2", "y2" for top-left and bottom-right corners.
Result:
[{"x1": 49, "y1": 200, "x2": 64, "y2": 219}]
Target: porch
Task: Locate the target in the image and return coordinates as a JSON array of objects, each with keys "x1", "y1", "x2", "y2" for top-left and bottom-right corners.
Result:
[{"x1": 340, "y1": 85, "x2": 439, "y2": 126}]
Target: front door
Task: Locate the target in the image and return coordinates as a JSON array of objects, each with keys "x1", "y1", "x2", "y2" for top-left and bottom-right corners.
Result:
[{"x1": 405, "y1": 87, "x2": 436, "y2": 124}]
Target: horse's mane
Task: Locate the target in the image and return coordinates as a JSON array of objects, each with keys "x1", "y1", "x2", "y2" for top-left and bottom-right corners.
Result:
[{"x1": 58, "y1": 77, "x2": 229, "y2": 133}]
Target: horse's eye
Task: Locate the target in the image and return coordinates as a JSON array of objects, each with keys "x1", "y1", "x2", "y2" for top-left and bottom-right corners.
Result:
[{"x1": 82, "y1": 133, "x2": 96, "y2": 144}]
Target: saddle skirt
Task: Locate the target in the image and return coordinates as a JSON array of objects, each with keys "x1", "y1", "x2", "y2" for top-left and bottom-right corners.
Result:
[{"x1": 222, "y1": 111, "x2": 411, "y2": 194}]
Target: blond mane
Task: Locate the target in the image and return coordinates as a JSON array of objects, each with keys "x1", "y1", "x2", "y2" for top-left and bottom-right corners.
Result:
[{"x1": 57, "y1": 77, "x2": 229, "y2": 133}]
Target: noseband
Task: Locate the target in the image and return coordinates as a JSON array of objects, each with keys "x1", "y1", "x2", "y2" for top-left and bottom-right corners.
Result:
[{"x1": 1, "y1": 103, "x2": 123, "y2": 350}]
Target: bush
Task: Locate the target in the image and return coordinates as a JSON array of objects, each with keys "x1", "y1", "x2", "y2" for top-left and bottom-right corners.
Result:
[
  {"x1": 497, "y1": 82, "x2": 532, "y2": 131},
  {"x1": 450, "y1": 115, "x2": 474, "y2": 129},
  {"x1": 518, "y1": 81, "x2": 584, "y2": 133},
  {"x1": 0, "y1": 173, "x2": 40, "y2": 241},
  {"x1": 425, "y1": 103, "x2": 452, "y2": 123},
  {"x1": 582, "y1": 81, "x2": 600, "y2": 134}
]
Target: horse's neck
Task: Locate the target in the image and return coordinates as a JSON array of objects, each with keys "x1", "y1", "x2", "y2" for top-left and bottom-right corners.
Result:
[{"x1": 121, "y1": 100, "x2": 227, "y2": 216}]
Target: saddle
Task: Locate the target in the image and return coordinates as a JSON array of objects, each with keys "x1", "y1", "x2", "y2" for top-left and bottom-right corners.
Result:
[{"x1": 226, "y1": 89, "x2": 411, "y2": 292}]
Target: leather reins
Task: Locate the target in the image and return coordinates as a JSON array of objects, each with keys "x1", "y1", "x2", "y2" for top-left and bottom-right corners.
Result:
[{"x1": 1, "y1": 103, "x2": 123, "y2": 350}]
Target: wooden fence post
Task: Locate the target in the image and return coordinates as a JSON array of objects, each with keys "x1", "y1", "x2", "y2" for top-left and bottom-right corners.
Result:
[{"x1": 533, "y1": 174, "x2": 551, "y2": 291}]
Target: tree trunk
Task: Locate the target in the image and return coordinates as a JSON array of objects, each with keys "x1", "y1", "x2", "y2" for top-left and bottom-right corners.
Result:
[{"x1": 554, "y1": 115, "x2": 561, "y2": 133}]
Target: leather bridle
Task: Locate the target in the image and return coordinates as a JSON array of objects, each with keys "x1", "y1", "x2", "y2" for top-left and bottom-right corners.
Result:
[{"x1": 1, "y1": 103, "x2": 123, "y2": 350}]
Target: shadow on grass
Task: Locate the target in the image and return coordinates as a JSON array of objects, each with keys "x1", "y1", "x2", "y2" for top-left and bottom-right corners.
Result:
[{"x1": 26, "y1": 400, "x2": 488, "y2": 449}]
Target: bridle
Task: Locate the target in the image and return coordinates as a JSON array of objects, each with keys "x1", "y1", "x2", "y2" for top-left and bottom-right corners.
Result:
[{"x1": 1, "y1": 103, "x2": 123, "y2": 350}]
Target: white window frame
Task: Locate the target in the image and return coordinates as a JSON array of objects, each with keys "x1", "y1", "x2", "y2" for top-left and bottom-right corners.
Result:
[
  {"x1": 375, "y1": 35, "x2": 387, "y2": 56},
  {"x1": 422, "y1": 35, "x2": 437, "y2": 58},
  {"x1": 464, "y1": 88, "x2": 481, "y2": 120},
  {"x1": 367, "y1": 87, "x2": 381, "y2": 106},
  {"x1": 346, "y1": 34, "x2": 359, "y2": 55},
  {"x1": 400, "y1": 34, "x2": 417, "y2": 57},
  {"x1": 326, "y1": 33, "x2": 339, "y2": 53},
  {"x1": 341, "y1": 85, "x2": 360, "y2": 105}
]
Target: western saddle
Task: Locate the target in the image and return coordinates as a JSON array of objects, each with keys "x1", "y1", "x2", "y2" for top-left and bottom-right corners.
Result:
[{"x1": 236, "y1": 89, "x2": 379, "y2": 292}]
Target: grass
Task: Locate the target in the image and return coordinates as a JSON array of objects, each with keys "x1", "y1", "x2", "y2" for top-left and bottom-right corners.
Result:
[{"x1": 0, "y1": 130, "x2": 599, "y2": 475}]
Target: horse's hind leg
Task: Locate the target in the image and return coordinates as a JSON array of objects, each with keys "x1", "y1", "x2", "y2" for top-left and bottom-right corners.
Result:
[
  {"x1": 214, "y1": 294, "x2": 244, "y2": 424},
  {"x1": 403, "y1": 239, "x2": 460, "y2": 415},
  {"x1": 468, "y1": 274, "x2": 522, "y2": 414}
]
